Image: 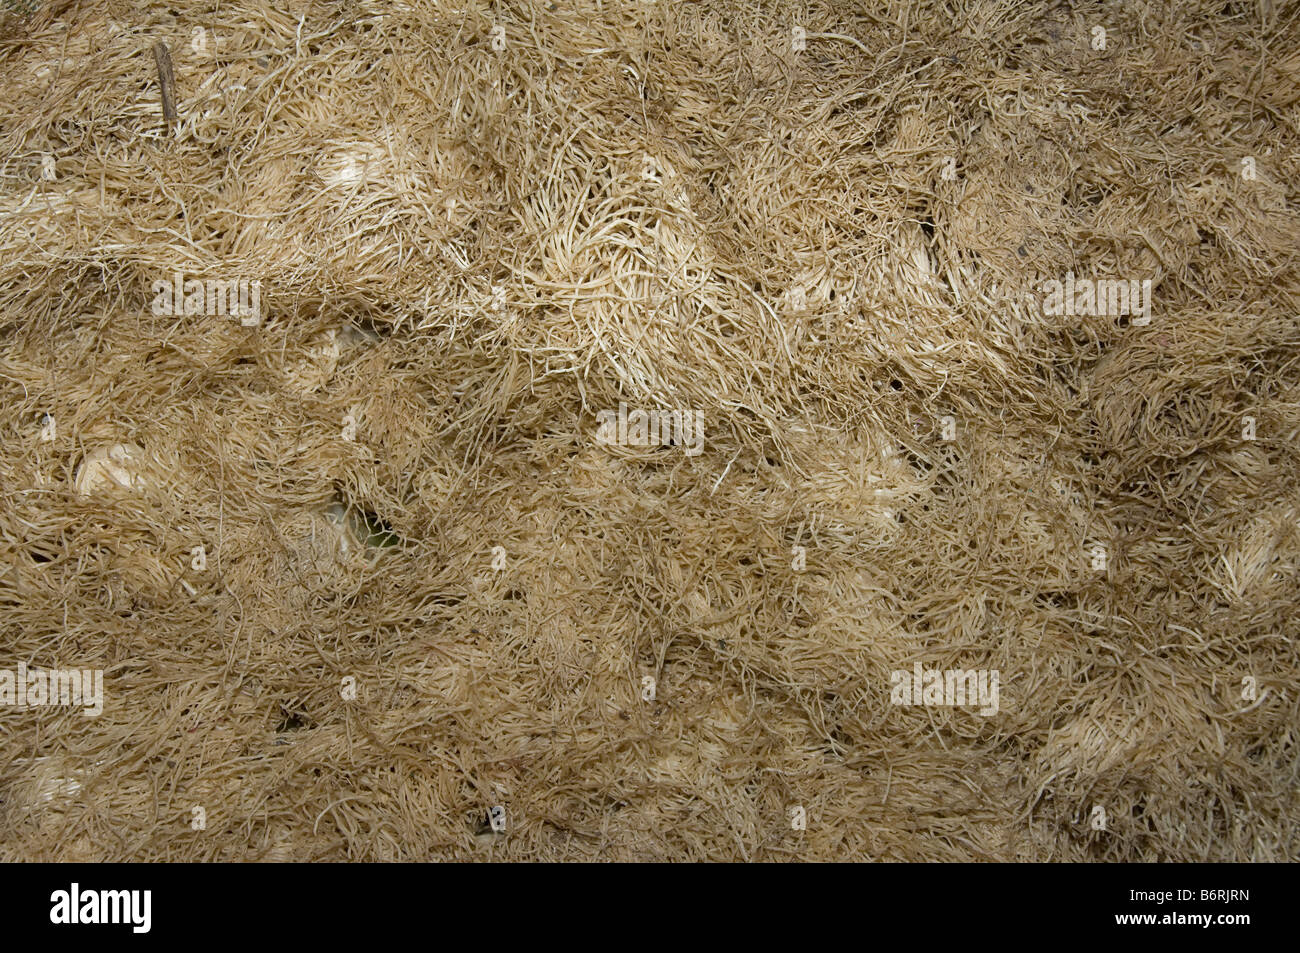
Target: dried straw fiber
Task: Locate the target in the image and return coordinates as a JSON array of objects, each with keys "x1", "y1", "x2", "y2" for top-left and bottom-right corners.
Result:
[{"x1": 0, "y1": 0, "x2": 1297, "y2": 860}]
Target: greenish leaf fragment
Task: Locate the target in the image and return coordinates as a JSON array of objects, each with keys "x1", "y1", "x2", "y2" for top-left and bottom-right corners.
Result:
[{"x1": 326, "y1": 500, "x2": 403, "y2": 550}]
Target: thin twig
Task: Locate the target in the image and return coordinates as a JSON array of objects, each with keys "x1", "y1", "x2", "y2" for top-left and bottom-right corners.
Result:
[{"x1": 152, "y1": 40, "x2": 177, "y2": 129}]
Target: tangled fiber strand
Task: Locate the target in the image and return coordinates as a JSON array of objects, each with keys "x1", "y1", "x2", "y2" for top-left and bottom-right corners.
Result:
[{"x1": 0, "y1": 0, "x2": 1296, "y2": 860}]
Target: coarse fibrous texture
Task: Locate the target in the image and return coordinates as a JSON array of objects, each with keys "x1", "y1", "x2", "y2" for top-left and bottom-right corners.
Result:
[{"x1": 0, "y1": 0, "x2": 1297, "y2": 861}]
